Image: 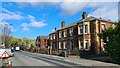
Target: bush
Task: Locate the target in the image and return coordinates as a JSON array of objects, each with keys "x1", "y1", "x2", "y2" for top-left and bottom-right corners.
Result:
[{"x1": 99, "y1": 22, "x2": 120, "y2": 64}]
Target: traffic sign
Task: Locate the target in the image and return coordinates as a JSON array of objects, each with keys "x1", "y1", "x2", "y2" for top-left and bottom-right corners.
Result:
[
  {"x1": 1, "y1": 51, "x2": 10, "y2": 58},
  {"x1": 0, "y1": 50, "x2": 10, "y2": 58}
]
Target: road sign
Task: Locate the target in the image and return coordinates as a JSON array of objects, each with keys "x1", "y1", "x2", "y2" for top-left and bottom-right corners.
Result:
[{"x1": 0, "y1": 50, "x2": 10, "y2": 58}]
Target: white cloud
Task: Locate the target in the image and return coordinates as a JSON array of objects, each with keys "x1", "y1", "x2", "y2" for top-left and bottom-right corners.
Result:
[
  {"x1": 59, "y1": 1, "x2": 118, "y2": 21},
  {"x1": 0, "y1": 8, "x2": 24, "y2": 20},
  {"x1": 88, "y1": 2, "x2": 118, "y2": 22},
  {"x1": 21, "y1": 15, "x2": 48, "y2": 31},
  {"x1": 59, "y1": 2, "x2": 89, "y2": 16},
  {"x1": 2, "y1": 1, "x2": 119, "y2": 22},
  {"x1": 30, "y1": 21, "x2": 47, "y2": 28},
  {"x1": 28, "y1": 15, "x2": 35, "y2": 22},
  {"x1": 21, "y1": 23, "x2": 30, "y2": 31},
  {"x1": 15, "y1": 1, "x2": 119, "y2": 22}
]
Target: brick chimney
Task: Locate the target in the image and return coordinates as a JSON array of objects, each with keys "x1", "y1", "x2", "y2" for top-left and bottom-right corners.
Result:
[
  {"x1": 61, "y1": 21, "x2": 65, "y2": 28},
  {"x1": 82, "y1": 12, "x2": 87, "y2": 19}
]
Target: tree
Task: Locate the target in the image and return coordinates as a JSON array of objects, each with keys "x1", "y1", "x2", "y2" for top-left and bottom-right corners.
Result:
[
  {"x1": 99, "y1": 21, "x2": 120, "y2": 63},
  {"x1": 1, "y1": 24, "x2": 12, "y2": 48}
]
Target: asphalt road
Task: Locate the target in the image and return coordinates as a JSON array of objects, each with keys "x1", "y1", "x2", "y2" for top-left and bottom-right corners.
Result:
[
  {"x1": 10, "y1": 51, "x2": 82, "y2": 67},
  {"x1": 9, "y1": 51, "x2": 120, "y2": 68}
]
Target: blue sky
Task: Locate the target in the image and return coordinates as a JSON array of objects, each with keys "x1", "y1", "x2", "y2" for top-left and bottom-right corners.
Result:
[{"x1": 0, "y1": 1, "x2": 119, "y2": 39}]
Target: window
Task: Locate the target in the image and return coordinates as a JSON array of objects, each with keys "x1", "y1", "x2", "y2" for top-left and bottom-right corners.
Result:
[
  {"x1": 70, "y1": 28, "x2": 73, "y2": 36},
  {"x1": 85, "y1": 40, "x2": 89, "y2": 49},
  {"x1": 59, "y1": 42, "x2": 62, "y2": 49},
  {"x1": 101, "y1": 24, "x2": 105, "y2": 30},
  {"x1": 85, "y1": 25, "x2": 88, "y2": 33},
  {"x1": 59, "y1": 31, "x2": 62, "y2": 38},
  {"x1": 53, "y1": 34, "x2": 55, "y2": 39},
  {"x1": 64, "y1": 30, "x2": 67, "y2": 37},
  {"x1": 50, "y1": 35, "x2": 52, "y2": 40},
  {"x1": 80, "y1": 25, "x2": 83, "y2": 34},
  {"x1": 69, "y1": 41, "x2": 73, "y2": 50},
  {"x1": 63, "y1": 41, "x2": 66, "y2": 49},
  {"x1": 80, "y1": 40, "x2": 83, "y2": 49}
]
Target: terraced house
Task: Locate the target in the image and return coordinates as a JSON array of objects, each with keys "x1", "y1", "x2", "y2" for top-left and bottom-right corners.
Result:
[{"x1": 49, "y1": 12, "x2": 114, "y2": 55}]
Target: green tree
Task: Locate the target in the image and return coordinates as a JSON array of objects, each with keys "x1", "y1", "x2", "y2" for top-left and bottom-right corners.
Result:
[{"x1": 99, "y1": 21, "x2": 120, "y2": 63}]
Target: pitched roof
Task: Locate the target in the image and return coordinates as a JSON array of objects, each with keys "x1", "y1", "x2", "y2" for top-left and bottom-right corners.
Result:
[
  {"x1": 50, "y1": 16, "x2": 113, "y2": 34},
  {"x1": 62, "y1": 16, "x2": 113, "y2": 29},
  {"x1": 37, "y1": 36, "x2": 48, "y2": 40}
]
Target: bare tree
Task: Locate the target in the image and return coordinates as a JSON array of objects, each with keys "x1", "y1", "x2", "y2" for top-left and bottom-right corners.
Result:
[{"x1": 1, "y1": 23, "x2": 12, "y2": 48}]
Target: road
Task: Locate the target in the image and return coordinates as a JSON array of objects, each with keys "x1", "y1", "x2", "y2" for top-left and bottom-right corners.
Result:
[
  {"x1": 10, "y1": 51, "x2": 82, "y2": 67},
  {"x1": 9, "y1": 51, "x2": 119, "y2": 68}
]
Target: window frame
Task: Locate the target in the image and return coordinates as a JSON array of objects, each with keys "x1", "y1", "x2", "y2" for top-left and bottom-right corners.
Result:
[
  {"x1": 59, "y1": 42, "x2": 62, "y2": 49},
  {"x1": 59, "y1": 31, "x2": 62, "y2": 38},
  {"x1": 70, "y1": 28, "x2": 73, "y2": 36},
  {"x1": 84, "y1": 25, "x2": 88, "y2": 34},
  {"x1": 85, "y1": 40, "x2": 89, "y2": 50},
  {"x1": 101, "y1": 24, "x2": 105, "y2": 31},
  {"x1": 80, "y1": 25, "x2": 83, "y2": 34}
]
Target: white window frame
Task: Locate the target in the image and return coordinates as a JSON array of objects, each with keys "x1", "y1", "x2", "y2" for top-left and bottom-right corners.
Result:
[
  {"x1": 80, "y1": 25, "x2": 83, "y2": 34},
  {"x1": 50, "y1": 35, "x2": 52, "y2": 40},
  {"x1": 59, "y1": 42, "x2": 62, "y2": 49},
  {"x1": 53, "y1": 34, "x2": 55, "y2": 39},
  {"x1": 80, "y1": 40, "x2": 84, "y2": 49},
  {"x1": 64, "y1": 30, "x2": 67, "y2": 37},
  {"x1": 70, "y1": 28, "x2": 73, "y2": 36},
  {"x1": 63, "y1": 41, "x2": 66, "y2": 49},
  {"x1": 101, "y1": 24, "x2": 105, "y2": 30},
  {"x1": 59, "y1": 31, "x2": 62, "y2": 38}
]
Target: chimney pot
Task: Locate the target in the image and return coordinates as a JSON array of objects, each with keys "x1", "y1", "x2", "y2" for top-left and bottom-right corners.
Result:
[{"x1": 82, "y1": 12, "x2": 87, "y2": 19}]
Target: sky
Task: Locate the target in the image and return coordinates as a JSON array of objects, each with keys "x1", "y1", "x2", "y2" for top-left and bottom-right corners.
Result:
[{"x1": 0, "y1": 0, "x2": 119, "y2": 39}]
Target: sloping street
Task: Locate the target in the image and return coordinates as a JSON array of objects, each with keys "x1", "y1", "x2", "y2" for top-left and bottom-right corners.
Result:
[{"x1": 10, "y1": 51, "x2": 119, "y2": 68}]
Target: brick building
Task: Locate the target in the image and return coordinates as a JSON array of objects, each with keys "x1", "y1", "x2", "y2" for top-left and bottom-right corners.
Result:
[
  {"x1": 36, "y1": 36, "x2": 48, "y2": 53},
  {"x1": 49, "y1": 12, "x2": 114, "y2": 55}
]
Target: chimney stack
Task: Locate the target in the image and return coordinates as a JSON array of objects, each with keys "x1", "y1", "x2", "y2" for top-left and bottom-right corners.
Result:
[
  {"x1": 82, "y1": 12, "x2": 87, "y2": 19},
  {"x1": 61, "y1": 21, "x2": 65, "y2": 28},
  {"x1": 55, "y1": 27, "x2": 57, "y2": 31}
]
